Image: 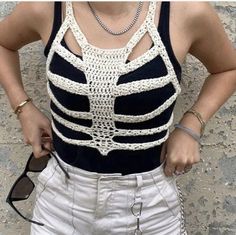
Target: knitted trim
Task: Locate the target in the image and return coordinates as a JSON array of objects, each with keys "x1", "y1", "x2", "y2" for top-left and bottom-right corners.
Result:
[{"x1": 46, "y1": 1, "x2": 182, "y2": 156}]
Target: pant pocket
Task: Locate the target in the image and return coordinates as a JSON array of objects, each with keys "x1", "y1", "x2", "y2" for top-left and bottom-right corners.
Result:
[
  {"x1": 37, "y1": 157, "x2": 54, "y2": 184},
  {"x1": 127, "y1": 178, "x2": 182, "y2": 235},
  {"x1": 32, "y1": 159, "x2": 73, "y2": 234},
  {"x1": 34, "y1": 158, "x2": 58, "y2": 203},
  {"x1": 153, "y1": 176, "x2": 181, "y2": 219}
]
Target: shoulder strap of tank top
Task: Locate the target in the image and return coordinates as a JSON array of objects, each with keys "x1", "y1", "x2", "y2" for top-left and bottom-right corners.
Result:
[
  {"x1": 44, "y1": 2, "x2": 62, "y2": 57},
  {"x1": 157, "y1": 1, "x2": 170, "y2": 40},
  {"x1": 157, "y1": 1, "x2": 182, "y2": 74}
]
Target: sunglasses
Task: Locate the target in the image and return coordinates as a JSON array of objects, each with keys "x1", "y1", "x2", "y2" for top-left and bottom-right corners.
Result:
[{"x1": 6, "y1": 146, "x2": 70, "y2": 226}]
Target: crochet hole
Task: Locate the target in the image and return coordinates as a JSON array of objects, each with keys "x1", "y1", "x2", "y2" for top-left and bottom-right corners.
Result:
[
  {"x1": 62, "y1": 28, "x2": 83, "y2": 58},
  {"x1": 126, "y1": 31, "x2": 154, "y2": 63}
]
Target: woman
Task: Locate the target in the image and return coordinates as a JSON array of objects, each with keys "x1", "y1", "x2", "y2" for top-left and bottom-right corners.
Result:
[{"x1": 0, "y1": 1, "x2": 236, "y2": 234}]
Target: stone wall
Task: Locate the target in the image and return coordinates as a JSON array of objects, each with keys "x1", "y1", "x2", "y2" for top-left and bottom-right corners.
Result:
[{"x1": 0, "y1": 2, "x2": 235, "y2": 235}]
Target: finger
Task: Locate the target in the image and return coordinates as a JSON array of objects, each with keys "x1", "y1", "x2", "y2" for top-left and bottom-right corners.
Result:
[
  {"x1": 41, "y1": 131, "x2": 53, "y2": 142},
  {"x1": 50, "y1": 142, "x2": 55, "y2": 151},
  {"x1": 41, "y1": 131, "x2": 54, "y2": 152},
  {"x1": 42, "y1": 136, "x2": 53, "y2": 143},
  {"x1": 46, "y1": 122, "x2": 53, "y2": 139},
  {"x1": 160, "y1": 142, "x2": 167, "y2": 163},
  {"x1": 41, "y1": 130, "x2": 53, "y2": 151},
  {"x1": 32, "y1": 143, "x2": 48, "y2": 159},
  {"x1": 42, "y1": 141, "x2": 52, "y2": 152},
  {"x1": 31, "y1": 132, "x2": 50, "y2": 158},
  {"x1": 174, "y1": 163, "x2": 186, "y2": 176},
  {"x1": 164, "y1": 158, "x2": 176, "y2": 177},
  {"x1": 47, "y1": 126, "x2": 53, "y2": 140},
  {"x1": 184, "y1": 164, "x2": 193, "y2": 173}
]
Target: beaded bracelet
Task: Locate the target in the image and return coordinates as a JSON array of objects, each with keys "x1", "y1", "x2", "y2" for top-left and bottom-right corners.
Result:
[
  {"x1": 14, "y1": 97, "x2": 32, "y2": 118},
  {"x1": 174, "y1": 123, "x2": 201, "y2": 144}
]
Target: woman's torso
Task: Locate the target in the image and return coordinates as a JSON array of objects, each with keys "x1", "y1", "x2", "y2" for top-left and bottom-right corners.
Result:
[{"x1": 37, "y1": 2, "x2": 192, "y2": 175}]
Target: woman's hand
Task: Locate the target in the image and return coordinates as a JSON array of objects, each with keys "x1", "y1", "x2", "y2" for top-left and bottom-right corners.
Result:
[
  {"x1": 160, "y1": 127, "x2": 201, "y2": 177},
  {"x1": 18, "y1": 102, "x2": 54, "y2": 158}
]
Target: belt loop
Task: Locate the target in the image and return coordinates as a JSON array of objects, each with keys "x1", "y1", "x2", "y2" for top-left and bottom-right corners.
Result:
[
  {"x1": 136, "y1": 175, "x2": 143, "y2": 188},
  {"x1": 135, "y1": 175, "x2": 143, "y2": 201}
]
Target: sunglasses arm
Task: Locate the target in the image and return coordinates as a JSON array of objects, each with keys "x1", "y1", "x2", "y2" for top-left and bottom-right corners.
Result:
[
  {"x1": 47, "y1": 149, "x2": 70, "y2": 179},
  {"x1": 6, "y1": 198, "x2": 44, "y2": 226}
]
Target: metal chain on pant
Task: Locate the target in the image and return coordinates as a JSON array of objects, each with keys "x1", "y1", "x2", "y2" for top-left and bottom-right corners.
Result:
[
  {"x1": 131, "y1": 175, "x2": 143, "y2": 235},
  {"x1": 175, "y1": 181, "x2": 187, "y2": 234},
  {"x1": 131, "y1": 201, "x2": 143, "y2": 235}
]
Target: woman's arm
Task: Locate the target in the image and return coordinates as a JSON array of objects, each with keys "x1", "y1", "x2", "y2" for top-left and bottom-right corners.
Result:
[
  {"x1": 0, "y1": 2, "x2": 54, "y2": 158},
  {"x1": 181, "y1": 2, "x2": 236, "y2": 132},
  {"x1": 0, "y1": 3, "x2": 42, "y2": 108},
  {"x1": 162, "y1": 2, "x2": 236, "y2": 176}
]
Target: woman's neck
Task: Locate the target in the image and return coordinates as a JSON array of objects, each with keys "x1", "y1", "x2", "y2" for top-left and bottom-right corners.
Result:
[{"x1": 87, "y1": 1, "x2": 138, "y2": 17}]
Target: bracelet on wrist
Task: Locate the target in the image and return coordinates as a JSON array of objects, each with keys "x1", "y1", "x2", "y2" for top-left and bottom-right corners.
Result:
[
  {"x1": 174, "y1": 123, "x2": 201, "y2": 144},
  {"x1": 184, "y1": 107, "x2": 206, "y2": 137},
  {"x1": 14, "y1": 97, "x2": 32, "y2": 118}
]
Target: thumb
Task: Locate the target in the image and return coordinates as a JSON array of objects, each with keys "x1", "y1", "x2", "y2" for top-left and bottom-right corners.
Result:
[
  {"x1": 160, "y1": 141, "x2": 167, "y2": 163},
  {"x1": 32, "y1": 131, "x2": 50, "y2": 158}
]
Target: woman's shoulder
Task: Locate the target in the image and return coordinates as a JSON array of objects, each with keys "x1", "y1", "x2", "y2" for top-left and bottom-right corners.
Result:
[
  {"x1": 171, "y1": 1, "x2": 214, "y2": 16},
  {"x1": 11, "y1": 2, "x2": 54, "y2": 24},
  {"x1": 28, "y1": 2, "x2": 55, "y2": 42},
  {"x1": 170, "y1": 1, "x2": 215, "y2": 26},
  {"x1": 170, "y1": 2, "x2": 220, "y2": 49},
  {"x1": 17, "y1": 1, "x2": 54, "y2": 16},
  {"x1": 0, "y1": 2, "x2": 54, "y2": 50},
  {"x1": 18, "y1": 2, "x2": 54, "y2": 34},
  {"x1": 173, "y1": 2, "x2": 235, "y2": 74}
]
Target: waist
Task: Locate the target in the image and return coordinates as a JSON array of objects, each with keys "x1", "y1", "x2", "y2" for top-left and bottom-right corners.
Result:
[
  {"x1": 53, "y1": 134, "x2": 163, "y2": 175},
  {"x1": 49, "y1": 150, "x2": 170, "y2": 188}
]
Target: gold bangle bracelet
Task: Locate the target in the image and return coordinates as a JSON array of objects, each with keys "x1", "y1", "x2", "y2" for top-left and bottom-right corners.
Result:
[
  {"x1": 14, "y1": 97, "x2": 32, "y2": 116},
  {"x1": 184, "y1": 108, "x2": 206, "y2": 136}
]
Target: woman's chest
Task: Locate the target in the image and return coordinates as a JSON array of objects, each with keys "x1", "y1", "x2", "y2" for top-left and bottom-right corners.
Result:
[{"x1": 40, "y1": 2, "x2": 192, "y2": 68}]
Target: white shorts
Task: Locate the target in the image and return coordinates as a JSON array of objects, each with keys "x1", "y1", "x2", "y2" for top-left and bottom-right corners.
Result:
[{"x1": 30, "y1": 151, "x2": 187, "y2": 235}]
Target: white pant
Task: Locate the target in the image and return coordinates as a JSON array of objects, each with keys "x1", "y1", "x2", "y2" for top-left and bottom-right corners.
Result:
[{"x1": 30, "y1": 151, "x2": 187, "y2": 235}]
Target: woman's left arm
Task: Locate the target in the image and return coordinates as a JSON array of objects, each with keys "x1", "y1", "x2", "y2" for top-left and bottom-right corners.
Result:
[{"x1": 162, "y1": 2, "x2": 236, "y2": 176}]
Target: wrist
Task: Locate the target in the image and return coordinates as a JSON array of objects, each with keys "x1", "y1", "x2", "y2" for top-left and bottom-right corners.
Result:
[
  {"x1": 174, "y1": 123, "x2": 201, "y2": 144},
  {"x1": 179, "y1": 113, "x2": 202, "y2": 136},
  {"x1": 7, "y1": 88, "x2": 29, "y2": 111},
  {"x1": 184, "y1": 107, "x2": 206, "y2": 136},
  {"x1": 17, "y1": 102, "x2": 36, "y2": 121},
  {"x1": 14, "y1": 97, "x2": 33, "y2": 119}
]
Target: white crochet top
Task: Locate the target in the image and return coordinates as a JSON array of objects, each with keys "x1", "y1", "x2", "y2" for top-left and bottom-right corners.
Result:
[{"x1": 45, "y1": 1, "x2": 182, "y2": 156}]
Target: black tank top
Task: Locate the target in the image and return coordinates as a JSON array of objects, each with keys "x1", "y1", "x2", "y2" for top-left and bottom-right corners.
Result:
[{"x1": 44, "y1": 1, "x2": 182, "y2": 175}]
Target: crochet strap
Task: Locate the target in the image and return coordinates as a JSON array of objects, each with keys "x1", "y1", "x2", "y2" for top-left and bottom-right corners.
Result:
[{"x1": 65, "y1": 1, "x2": 157, "y2": 53}]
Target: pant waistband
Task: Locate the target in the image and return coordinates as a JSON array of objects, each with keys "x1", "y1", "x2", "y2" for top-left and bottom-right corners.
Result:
[{"x1": 49, "y1": 151, "x2": 173, "y2": 187}]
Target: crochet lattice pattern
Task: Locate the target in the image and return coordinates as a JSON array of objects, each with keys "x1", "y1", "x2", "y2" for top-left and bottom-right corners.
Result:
[{"x1": 46, "y1": 1, "x2": 182, "y2": 156}]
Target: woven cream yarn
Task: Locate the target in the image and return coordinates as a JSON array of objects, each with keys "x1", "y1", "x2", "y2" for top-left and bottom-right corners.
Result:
[{"x1": 46, "y1": 1, "x2": 181, "y2": 156}]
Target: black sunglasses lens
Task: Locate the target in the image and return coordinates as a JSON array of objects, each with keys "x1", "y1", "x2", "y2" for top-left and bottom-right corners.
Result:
[
  {"x1": 29, "y1": 154, "x2": 50, "y2": 172},
  {"x1": 11, "y1": 176, "x2": 34, "y2": 200}
]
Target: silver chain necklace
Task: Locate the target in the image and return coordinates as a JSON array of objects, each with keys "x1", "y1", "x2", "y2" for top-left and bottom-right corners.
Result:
[{"x1": 88, "y1": 2, "x2": 143, "y2": 36}]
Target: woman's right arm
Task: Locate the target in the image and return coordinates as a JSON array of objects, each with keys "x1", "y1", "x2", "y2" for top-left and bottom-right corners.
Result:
[{"x1": 0, "y1": 2, "x2": 54, "y2": 158}]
